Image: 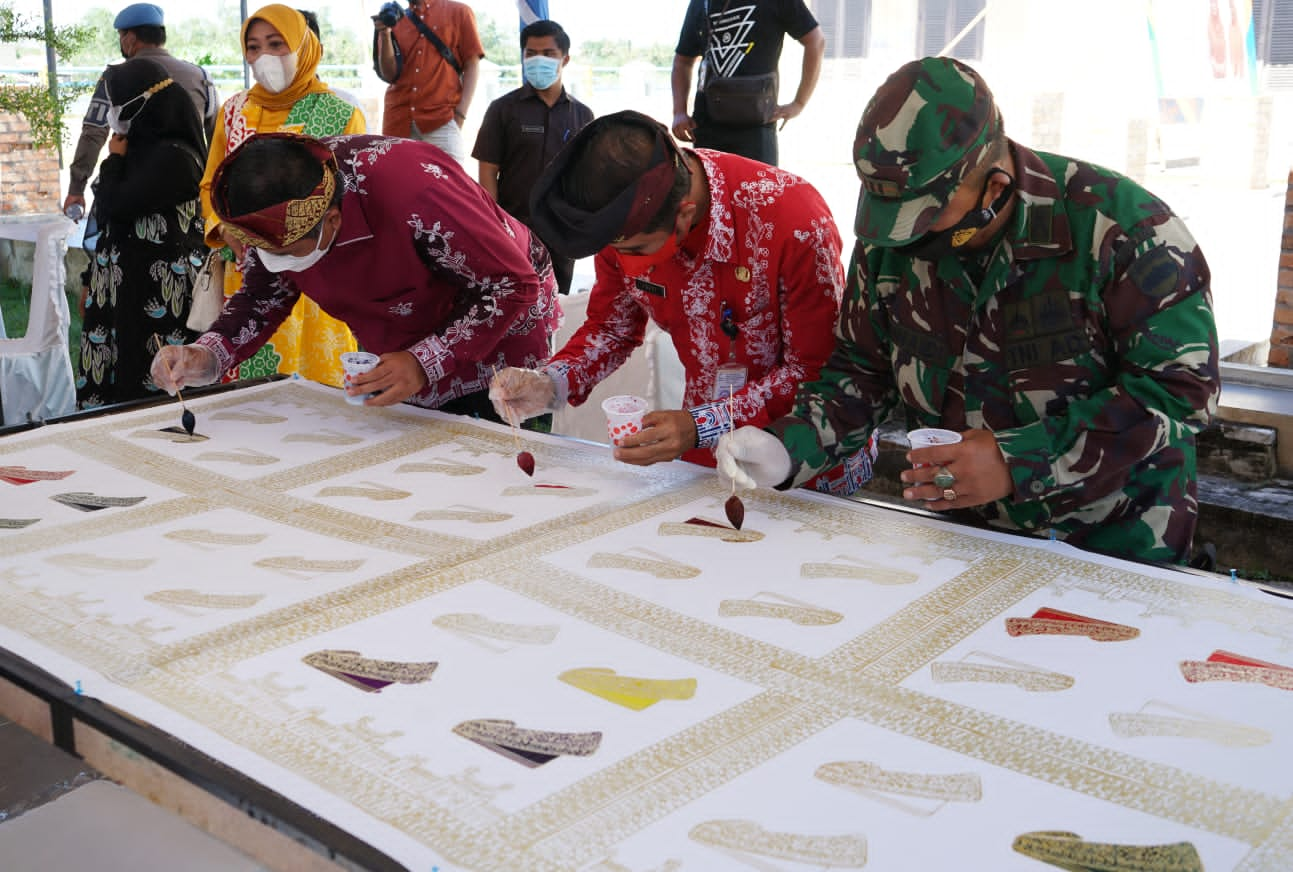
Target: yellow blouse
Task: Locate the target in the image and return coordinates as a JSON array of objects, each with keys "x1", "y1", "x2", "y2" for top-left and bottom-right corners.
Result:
[{"x1": 199, "y1": 91, "x2": 366, "y2": 388}]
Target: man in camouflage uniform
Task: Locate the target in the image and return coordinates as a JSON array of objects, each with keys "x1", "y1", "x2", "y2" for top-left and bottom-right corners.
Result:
[{"x1": 716, "y1": 56, "x2": 1220, "y2": 565}]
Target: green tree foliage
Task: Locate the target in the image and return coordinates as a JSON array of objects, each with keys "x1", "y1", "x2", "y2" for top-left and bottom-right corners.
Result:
[
  {"x1": 573, "y1": 37, "x2": 674, "y2": 67},
  {"x1": 476, "y1": 14, "x2": 672, "y2": 69},
  {"x1": 67, "y1": 5, "x2": 365, "y2": 69},
  {"x1": 478, "y1": 12, "x2": 521, "y2": 67},
  {"x1": 0, "y1": 3, "x2": 92, "y2": 149}
]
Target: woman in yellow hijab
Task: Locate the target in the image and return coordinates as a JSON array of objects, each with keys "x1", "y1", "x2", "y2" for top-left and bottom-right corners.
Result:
[{"x1": 200, "y1": 4, "x2": 365, "y2": 386}]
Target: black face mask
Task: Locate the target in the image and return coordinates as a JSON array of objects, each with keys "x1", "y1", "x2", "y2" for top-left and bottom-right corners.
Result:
[{"x1": 897, "y1": 168, "x2": 1015, "y2": 261}]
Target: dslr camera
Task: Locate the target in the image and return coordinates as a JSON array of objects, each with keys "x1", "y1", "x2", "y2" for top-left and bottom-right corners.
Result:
[{"x1": 371, "y1": 1, "x2": 402, "y2": 27}]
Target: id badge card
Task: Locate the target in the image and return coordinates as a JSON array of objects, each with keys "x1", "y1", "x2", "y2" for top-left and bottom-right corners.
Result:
[{"x1": 713, "y1": 361, "x2": 748, "y2": 400}]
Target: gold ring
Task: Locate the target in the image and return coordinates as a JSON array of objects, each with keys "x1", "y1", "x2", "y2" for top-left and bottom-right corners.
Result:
[{"x1": 942, "y1": 488, "x2": 957, "y2": 502}]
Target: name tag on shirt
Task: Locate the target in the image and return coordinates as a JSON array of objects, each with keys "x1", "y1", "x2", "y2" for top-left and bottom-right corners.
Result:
[
  {"x1": 635, "y1": 277, "x2": 666, "y2": 298},
  {"x1": 520, "y1": 124, "x2": 545, "y2": 135}
]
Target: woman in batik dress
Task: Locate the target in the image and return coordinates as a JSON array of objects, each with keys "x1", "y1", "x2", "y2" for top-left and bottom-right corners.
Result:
[
  {"x1": 198, "y1": 3, "x2": 365, "y2": 387},
  {"x1": 78, "y1": 57, "x2": 207, "y2": 409}
]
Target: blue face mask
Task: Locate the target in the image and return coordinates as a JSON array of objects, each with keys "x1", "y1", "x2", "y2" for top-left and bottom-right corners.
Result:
[{"x1": 523, "y1": 55, "x2": 562, "y2": 90}]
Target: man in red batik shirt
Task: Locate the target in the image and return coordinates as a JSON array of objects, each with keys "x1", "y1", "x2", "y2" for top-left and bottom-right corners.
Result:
[
  {"x1": 151, "y1": 132, "x2": 559, "y2": 422},
  {"x1": 490, "y1": 110, "x2": 875, "y2": 494}
]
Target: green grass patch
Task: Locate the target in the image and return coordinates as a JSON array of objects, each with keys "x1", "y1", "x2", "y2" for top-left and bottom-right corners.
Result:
[
  {"x1": 0, "y1": 275, "x2": 29, "y2": 339},
  {"x1": 0, "y1": 276, "x2": 83, "y2": 374}
]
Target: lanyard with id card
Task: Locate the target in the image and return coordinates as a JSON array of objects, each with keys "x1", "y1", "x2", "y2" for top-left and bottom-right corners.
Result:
[{"x1": 713, "y1": 299, "x2": 747, "y2": 400}]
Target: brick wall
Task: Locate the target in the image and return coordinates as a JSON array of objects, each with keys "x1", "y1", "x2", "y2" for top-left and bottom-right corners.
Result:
[
  {"x1": 1269, "y1": 168, "x2": 1293, "y2": 368},
  {"x1": 0, "y1": 111, "x2": 61, "y2": 215}
]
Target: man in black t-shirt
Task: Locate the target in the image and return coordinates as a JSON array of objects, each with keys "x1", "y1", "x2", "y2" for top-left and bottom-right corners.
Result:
[
  {"x1": 473, "y1": 19, "x2": 594, "y2": 295},
  {"x1": 670, "y1": 0, "x2": 825, "y2": 166}
]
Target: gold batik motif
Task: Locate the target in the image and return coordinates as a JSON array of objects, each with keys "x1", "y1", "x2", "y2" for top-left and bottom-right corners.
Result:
[
  {"x1": 930, "y1": 650, "x2": 1075, "y2": 692},
  {"x1": 396, "y1": 459, "x2": 487, "y2": 476},
  {"x1": 1012, "y1": 831, "x2": 1203, "y2": 872},
  {"x1": 717, "y1": 591, "x2": 843, "y2": 626},
  {"x1": 657, "y1": 520, "x2": 764, "y2": 543},
  {"x1": 587, "y1": 548, "x2": 701, "y2": 579},
  {"x1": 688, "y1": 820, "x2": 868, "y2": 868},
  {"x1": 1108, "y1": 700, "x2": 1271, "y2": 748},
  {"x1": 3, "y1": 381, "x2": 1293, "y2": 871},
  {"x1": 146, "y1": 589, "x2": 265, "y2": 610},
  {"x1": 815, "y1": 760, "x2": 982, "y2": 815},
  {"x1": 800, "y1": 554, "x2": 918, "y2": 585},
  {"x1": 432, "y1": 613, "x2": 559, "y2": 647}
]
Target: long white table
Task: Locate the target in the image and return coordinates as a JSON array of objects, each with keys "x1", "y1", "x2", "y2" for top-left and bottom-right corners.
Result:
[{"x1": 1, "y1": 379, "x2": 1290, "y2": 871}]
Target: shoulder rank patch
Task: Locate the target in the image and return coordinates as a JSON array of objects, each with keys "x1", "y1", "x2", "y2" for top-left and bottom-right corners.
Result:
[{"x1": 1125, "y1": 246, "x2": 1181, "y2": 299}]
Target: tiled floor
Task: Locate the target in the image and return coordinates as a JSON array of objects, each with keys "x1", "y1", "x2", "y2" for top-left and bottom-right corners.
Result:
[{"x1": 0, "y1": 719, "x2": 267, "y2": 871}]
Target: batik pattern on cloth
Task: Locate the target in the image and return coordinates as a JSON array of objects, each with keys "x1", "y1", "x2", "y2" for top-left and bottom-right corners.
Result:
[{"x1": 0, "y1": 380, "x2": 1289, "y2": 871}]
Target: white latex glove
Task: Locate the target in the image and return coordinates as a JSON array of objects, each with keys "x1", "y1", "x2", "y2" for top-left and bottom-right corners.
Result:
[
  {"x1": 150, "y1": 344, "x2": 220, "y2": 394},
  {"x1": 716, "y1": 426, "x2": 793, "y2": 491},
  {"x1": 488, "y1": 367, "x2": 557, "y2": 423}
]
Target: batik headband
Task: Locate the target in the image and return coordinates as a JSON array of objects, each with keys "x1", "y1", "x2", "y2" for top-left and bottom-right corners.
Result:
[
  {"x1": 527, "y1": 110, "x2": 687, "y2": 260},
  {"x1": 210, "y1": 131, "x2": 339, "y2": 249}
]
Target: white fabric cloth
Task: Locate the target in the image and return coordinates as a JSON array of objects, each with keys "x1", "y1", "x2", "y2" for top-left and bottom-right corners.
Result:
[
  {"x1": 0, "y1": 214, "x2": 76, "y2": 425},
  {"x1": 0, "y1": 379, "x2": 1290, "y2": 872},
  {"x1": 550, "y1": 287, "x2": 685, "y2": 443}
]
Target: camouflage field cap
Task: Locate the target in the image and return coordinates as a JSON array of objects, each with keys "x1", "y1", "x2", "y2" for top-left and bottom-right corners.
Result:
[{"x1": 853, "y1": 56, "x2": 1002, "y2": 246}]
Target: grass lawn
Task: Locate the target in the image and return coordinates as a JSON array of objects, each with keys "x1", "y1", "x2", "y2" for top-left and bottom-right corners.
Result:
[{"x1": 0, "y1": 276, "x2": 83, "y2": 373}]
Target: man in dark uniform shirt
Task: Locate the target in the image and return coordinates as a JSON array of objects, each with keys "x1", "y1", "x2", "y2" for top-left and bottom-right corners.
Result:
[{"x1": 472, "y1": 19, "x2": 594, "y2": 294}]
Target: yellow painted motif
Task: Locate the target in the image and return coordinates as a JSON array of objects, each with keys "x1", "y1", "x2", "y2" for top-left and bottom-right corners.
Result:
[{"x1": 559, "y1": 667, "x2": 697, "y2": 711}]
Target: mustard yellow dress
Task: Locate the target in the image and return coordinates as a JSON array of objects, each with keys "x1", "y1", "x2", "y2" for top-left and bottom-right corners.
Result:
[{"x1": 199, "y1": 4, "x2": 364, "y2": 387}]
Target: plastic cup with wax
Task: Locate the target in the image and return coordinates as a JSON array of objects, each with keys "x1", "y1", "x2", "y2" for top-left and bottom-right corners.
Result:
[
  {"x1": 602, "y1": 394, "x2": 649, "y2": 447},
  {"x1": 339, "y1": 351, "x2": 380, "y2": 406},
  {"x1": 907, "y1": 427, "x2": 962, "y2": 465}
]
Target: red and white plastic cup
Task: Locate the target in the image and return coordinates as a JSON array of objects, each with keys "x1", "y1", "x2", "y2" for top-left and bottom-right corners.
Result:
[
  {"x1": 602, "y1": 395, "x2": 648, "y2": 447},
  {"x1": 907, "y1": 427, "x2": 961, "y2": 466},
  {"x1": 340, "y1": 351, "x2": 380, "y2": 406}
]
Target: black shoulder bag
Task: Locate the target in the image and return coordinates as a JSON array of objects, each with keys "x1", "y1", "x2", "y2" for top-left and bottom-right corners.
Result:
[
  {"x1": 405, "y1": 7, "x2": 463, "y2": 77},
  {"x1": 372, "y1": 5, "x2": 463, "y2": 83},
  {"x1": 699, "y1": 0, "x2": 778, "y2": 126}
]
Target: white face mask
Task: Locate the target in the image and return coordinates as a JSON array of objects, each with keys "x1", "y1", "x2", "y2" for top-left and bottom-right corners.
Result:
[
  {"x1": 256, "y1": 225, "x2": 331, "y2": 273},
  {"x1": 251, "y1": 52, "x2": 298, "y2": 93},
  {"x1": 106, "y1": 104, "x2": 132, "y2": 136},
  {"x1": 104, "y1": 78, "x2": 173, "y2": 136}
]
